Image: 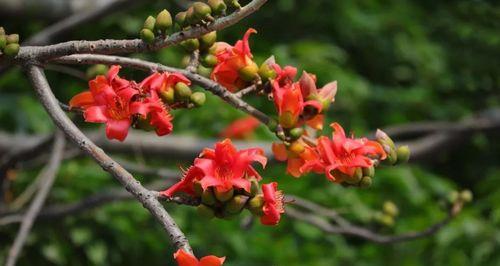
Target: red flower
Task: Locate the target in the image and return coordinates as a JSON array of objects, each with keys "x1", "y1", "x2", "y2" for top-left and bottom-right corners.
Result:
[
  {"x1": 261, "y1": 182, "x2": 285, "y2": 226},
  {"x1": 272, "y1": 82, "x2": 304, "y2": 128},
  {"x1": 272, "y1": 142, "x2": 320, "y2": 178},
  {"x1": 174, "y1": 249, "x2": 225, "y2": 266},
  {"x1": 69, "y1": 65, "x2": 144, "y2": 141},
  {"x1": 139, "y1": 72, "x2": 191, "y2": 95},
  {"x1": 303, "y1": 123, "x2": 386, "y2": 182},
  {"x1": 220, "y1": 116, "x2": 260, "y2": 139},
  {"x1": 137, "y1": 91, "x2": 174, "y2": 136},
  {"x1": 161, "y1": 139, "x2": 267, "y2": 196},
  {"x1": 211, "y1": 28, "x2": 258, "y2": 92}
]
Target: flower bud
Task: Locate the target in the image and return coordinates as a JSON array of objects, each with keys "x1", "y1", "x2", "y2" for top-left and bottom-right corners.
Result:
[
  {"x1": 0, "y1": 27, "x2": 5, "y2": 35},
  {"x1": 224, "y1": 0, "x2": 241, "y2": 9},
  {"x1": 384, "y1": 147, "x2": 398, "y2": 166},
  {"x1": 0, "y1": 35, "x2": 6, "y2": 50},
  {"x1": 155, "y1": 9, "x2": 173, "y2": 32},
  {"x1": 376, "y1": 129, "x2": 395, "y2": 150},
  {"x1": 459, "y1": 190, "x2": 473, "y2": 203},
  {"x1": 362, "y1": 166, "x2": 375, "y2": 178},
  {"x1": 289, "y1": 127, "x2": 304, "y2": 140},
  {"x1": 250, "y1": 179, "x2": 260, "y2": 197},
  {"x1": 6, "y1": 34, "x2": 19, "y2": 44},
  {"x1": 258, "y1": 62, "x2": 277, "y2": 82},
  {"x1": 345, "y1": 168, "x2": 363, "y2": 185},
  {"x1": 225, "y1": 195, "x2": 249, "y2": 214},
  {"x1": 266, "y1": 119, "x2": 278, "y2": 132},
  {"x1": 238, "y1": 62, "x2": 259, "y2": 82},
  {"x1": 160, "y1": 88, "x2": 175, "y2": 104},
  {"x1": 193, "y1": 2, "x2": 213, "y2": 21},
  {"x1": 3, "y1": 43, "x2": 19, "y2": 56},
  {"x1": 247, "y1": 195, "x2": 264, "y2": 216},
  {"x1": 197, "y1": 204, "x2": 215, "y2": 219},
  {"x1": 143, "y1": 16, "x2": 156, "y2": 31},
  {"x1": 174, "y1": 82, "x2": 192, "y2": 100},
  {"x1": 207, "y1": 44, "x2": 217, "y2": 55},
  {"x1": 197, "y1": 65, "x2": 212, "y2": 78},
  {"x1": 396, "y1": 145, "x2": 410, "y2": 164},
  {"x1": 288, "y1": 141, "x2": 305, "y2": 155},
  {"x1": 193, "y1": 181, "x2": 203, "y2": 197},
  {"x1": 448, "y1": 190, "x2": 459, "y2": 203},
  {"x1": 186, "y1": 6, "x2": 199, "y2": 25},
  {"x1": 199, "y1": 31, "x2": 217, "y2": 50},
  {"x1": 201, "y1": 54, "x2": 218, "y2": 67},
  {"x1": 208, "y1": 0, "x2": 227, "y2": 16},
  {"x1": 383, "y1": 201, "x2": 399, "y2": 217},
  {"x1": 180, "y1": 38, "x2": 200, "y2": 52},
  {"x1": 201, "y1": 188, "x2": 216, "y2": 206},
  {"x1": 359, "y1": 176, "x2": 372, "y2": 188},
  {"x1": 175, "y1": 12, "x2": 187, "y2": 28},
  {"x1": 86, "y1": 64, "x2": 108, "y2": 79},
  {"x1": 380, "y1": 214, "x2": 395, "y2": 227},
  {"x1": 190, "y1": 92, "x2": 206, "y2": 107},
  {"x1": 279, "y1": 111, "x2": 297, "y2": 128},
  {"x1": 215, "y1": 188, "x2": 234, "y2": 202},
  {"x1": 140, "y1": 29, "x2": 155, "y2": 44}
]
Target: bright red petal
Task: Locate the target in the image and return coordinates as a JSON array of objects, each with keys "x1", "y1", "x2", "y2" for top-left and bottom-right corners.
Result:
[
  {"x1": 199, "y1": 256, "x2": 225, "y2": 266},
  {"x1": 174, "y1": 249, "x2": 199, "y2": 266},
  {"x1": 105, "y1": 119, "x2": 131, "y2": 141}
]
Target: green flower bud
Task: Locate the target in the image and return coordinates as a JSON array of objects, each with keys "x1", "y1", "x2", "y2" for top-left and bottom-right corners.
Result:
[
  {"x1": 201, "y1": 188, "x2": 216, "y2": 206},
  {"x1": 238, "y1": 62, "x2": 259, "y2": 82},
  {"x1": 192, "y1": 2, "x2": 213, "y2": 20},
  {"x1": 362, "y1": 166, "x2": 375, "y2": 178},
  {"x1": 250, "y1": 179, "x2": 260, "y2": 197},
  {"x1": 459, "y1": 190, "x2": 473, "y2": 203},
  {"x1": 258, "y1": 63, "x2": 277, "y2": 82},
  {"x1": 207, "y1": 44, "x2": 217, "y2": 55},
  {"x1": 384, "y1": 147, "x2": 398, "y2": 165},
  {"x1": 143, "y1": 16, "x2": 156, "y2": 31},
  {"x1": 225, "y1": 195, "x2": 249, "y2": 214},
  {"x1": 193, "y1": 181, "x2": 203, "y2": 197},
  {"x1": 380, "y1": 214, "x2": 395, "y2": 227},
  {"x1": 3, "y1": 43, "x2": 19, "y2": 56},
  {"x1": 266, "y1": 119, "x2": 278, "y2": 132},
  {"x1": 160, "y1": 88, "x2": 175, "y2": 104},
  {"x1": 215, "y1": 188, "x2": 234, "y2": 202},
  {"x1": 180, "y1": 38, "x2": 199, "y2": 52},
  {"x1": 224, "y1": 0, "x2": 241, "y2": 9},
  {"x1": 383, "y1": 201, "x2": 399, "y2": 217},
  {"x1": 289, "y1": 127, "x2": 304, "y2": 140},
  {"x1": 86, "y1": 64, "x2": 108, "y2": 79},
  {"x1": 208, "y1": 0, "x2": 227, "y2": 16},
  {"x1": 6, "y1": 34, "x2": 19, "y2": 44},
  {"x1": 199, "y1": 31, "x2": 217, "y2": 50},
  {"x1": 376, "y1": 129, "x2": 395, "y2": 150},
  {"x1": 190, "y1": 92, "x2": 206, "y2": 107},
  {"x1": 359, "y1": 176, "x2": 372, "y2": 188},
  {"x1": 0, "y1": 35, "x2": 6, "y2": 50},
  {"x1": 155, "y1": 9, "x2": 173, "y2": 32},
  {"x1": 140, "y1": 28, "x2": 155, "y2": 44},
  {"x1": 0, "y1": 27, "x2": 5, "y2": 35},
  {"x1": 448, "y1": 190, "x2": 459, "y2": 203},
  {"x1": 197, "y1": 204, "x2": 215, "y2": 219},
  {"x1": 175, "y1": 12, "x2": 187, "y2": 28},
  {"x1": 247, "y1": 195, "x2": 264, "y2": 216},
  {"x1": 345, "y1": 168, "x2": 363, "y2": 185},
  {"x1": 396, "y1": 145, "x2": 410, "y2": 164},
  {"x1": 174, "y1": 82, "x2": 192, "y2": 100},
  {"x1": 201, "y1": 54, "x2": 218, "y2": 67},
  {"x1": 279, "y1": 111, "x2": 297, "y2": 129},
  {"x1": 197, "y1": 65, "x2": 212, "y2": 78},
  {"x1": 186, "y1": 6, "x2": 199, "y2": 25}
]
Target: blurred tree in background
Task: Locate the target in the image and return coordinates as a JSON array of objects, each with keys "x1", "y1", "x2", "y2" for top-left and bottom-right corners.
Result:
[{"x1": 0, "y1": 0, "x2": 499, "y2": 265}]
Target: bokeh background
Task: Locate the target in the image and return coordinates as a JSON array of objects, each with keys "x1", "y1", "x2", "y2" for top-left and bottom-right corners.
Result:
[{"x1": 1, "y1": 0, "x2": 500, "y2": 265}]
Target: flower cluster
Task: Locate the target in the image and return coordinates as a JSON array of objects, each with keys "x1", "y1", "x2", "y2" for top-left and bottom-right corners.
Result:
[
  {"x1": 0, "y1": 27, "x2": 20, "y2": 57},
  {"x1": 174, "y1": 249, "x2": 225, "y2": 266},
  {"x1": 69, "y1": 65, "x2": 206, "y2": 141},
  {"x1": 162, "y1": 139, "x2": 285, "y2": 226}
]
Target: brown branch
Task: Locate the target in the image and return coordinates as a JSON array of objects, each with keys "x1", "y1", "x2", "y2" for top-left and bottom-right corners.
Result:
[
  {"x1": 5, "y1": 130, "x2": 65, "y2": 266},
  {"x1": 186, "y1": 50, "x2": 200, "y2": 73},
  {"x1": 234, "y1": 84, "x2": 258, "y2": 98},
  {"x1": 25, "y1": 65, "x2": 192, "y2": 253}
]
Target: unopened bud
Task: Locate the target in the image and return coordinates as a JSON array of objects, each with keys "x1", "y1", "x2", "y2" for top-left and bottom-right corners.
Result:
[
  {"x1": 362, "y1": 166, "x2": 375, "y2": 178},
  {"x1": 208, "y1": 0, "x2": 227, "y2": 16},
  {"x1": 215, "y1": 188, "x2": 234, "y2": 202},
  {"x1": 155, "y1": 9, "x2": 173, "y2": 32},
  {"x1": 250, "y1": 179, "x2": 260, "y2": 197},
  {"x1": 174, "y1": 82, "x2": 192, "y2": 100},
  {"x1": 225, "y1": 195, "x2": 249, "y2": 214},
  {"x1": 186, "y1": 6, "x2": 199, "y2": 25},
  {"x1": 459, "y1": 190, "x2": 473, "y2": 203},
  {"x1": 279, "y1": 111, "x2": 297, "y2": 128},
  {"x1": 384, "y1": 148, "x2": 398, "y2": 165},
  {"x1": 0, "y1": 27, "x2": 5, "y2": 35},
  {"x1": 86, "y1": 64, "x2": 108, "y2": 79},
  {"x1": 448, "y1": 191, "x2": 459, "y2": 203},
  {"x1": 359, "y1": 176, "x2": 372, "y2": 188},
  {"x1": 3, "y1": 43, "x2": 19, "y2": 56},
  {"x1": 6, "y1": 34, "x2": 19, "y2": 44},
  {"x1": 180, "y1": 38, "x2": 200, "y2": 52},
  {"x1": 258, "y1": 62, "x2": 277, "y2": 82},
  {"x1": 207, "y1": 44, "x2": 217, "y2": 55},
  {"x1": 197, "y1": 204, "x2": 215, "y2": 219},
  {"x1": 247, "y1": 195, "x2": 264, "y2": 216},
  {"x1": 238, "y1": 62, "x2": 259, "y2": 82},
  {"x1": 224, "y1": 0, "x2": 241, "y2": 9},
  {"x1": 201, "y1": 188, "x2": 216, "y2": 206},
  {"x1": 345, "y1": 168, "x2": 363, "y2": 185},
  {"x1": 289, "y1": 127, "x2": 304, "y2": 140},
  {"x1": 199, "y1": 31, "x2": 217, "y2": 50},
  {"x1": 143, "y1": 16, "x2": 156, "y2": 31},
  {"x1": 266, "y1": 119, "x2": 278, "y2": 132},
  {"x1": 140, "y1": 29, "x2": 155, "y2": 44},
  {"x1": 197, "y1": 65, "x2": 212, "y2": 78},
  {"x1": 0, "y1": 35, "x2": 6, "y2": 50},
  {"x1": 160, "y1": 88, "x2": 175, "y2": 104},
  {"x1": 201, "y1": 54, "x2": 218, "y2": 67},
  {"x1": 376, "y1": 129, "x2": 395, "y2": 149},
  {"x1": 380, "y1": 214, "x2": 395, "y2": 227},
  {"x1": 192, "y1": 2, "x2": 213, "y2": 20},
  {"x1": 175, "y1": 12, "x2": 187, "y2": 28},
  {"x1": 288, "y1": 141, "x2": 305, "y2": 155},
  {"x1": 396, "y1": 145, "x2": 410, "y2": 164},
  {"x1": 383, "y1": 201, "x2": 399, "y2": 217},
  {"x1": 190, "y1": 92, "x2": 206, "y2": 107}
]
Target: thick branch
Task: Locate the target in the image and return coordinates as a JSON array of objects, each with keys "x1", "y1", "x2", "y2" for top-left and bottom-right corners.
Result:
[{"x1": 25, "y1": 65, "x2": 192, "y2": 253}]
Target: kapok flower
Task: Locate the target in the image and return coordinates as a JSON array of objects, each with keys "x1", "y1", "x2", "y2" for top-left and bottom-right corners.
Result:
[
  {"x1": 260, "y1": 182, "x2": 285, "y2": 226},
  {"x1": 174, "y1": 249, "x2": 225, "y2": 266},
  {"x1": 161, "y1": 139, "x2": 267, "y2": 196},
  {"x1": 139, "y1": 71, "x2": 191, "y2": 102},
  {"x1": 272, "y1": 142, "x2": 320, "y2": 177},
  {"x1": 303, "y1": 123, "x2": 386, "y2": 182},
  {"x1": 136, "y1": 91, "x2": 174, "y2": 136},
  {"x1": 220, "y1": 116, "x2": 260, "y2": 139},
  {"x1": 211, "y1": 28, "x2": 258, "y2": 92},
  {"x1": 69, "y1": 65, "x2": 145, "y2": 141}
]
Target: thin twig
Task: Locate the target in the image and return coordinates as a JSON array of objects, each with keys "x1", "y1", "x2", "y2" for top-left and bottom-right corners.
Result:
[
  {"x1": 5, "y1": 130, "x2": 65, "y2": 266},
  {"x1": 186, "y1": 50, "x2": 200, "y2": 73},
  {"x1": 234, "y1": 84, "x2": 258, "y2": 98}
]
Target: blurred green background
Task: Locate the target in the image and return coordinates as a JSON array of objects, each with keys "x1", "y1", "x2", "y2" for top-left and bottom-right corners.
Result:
[{"x1": 1, "y1": 0, "x2": 500, "y2": 265}]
